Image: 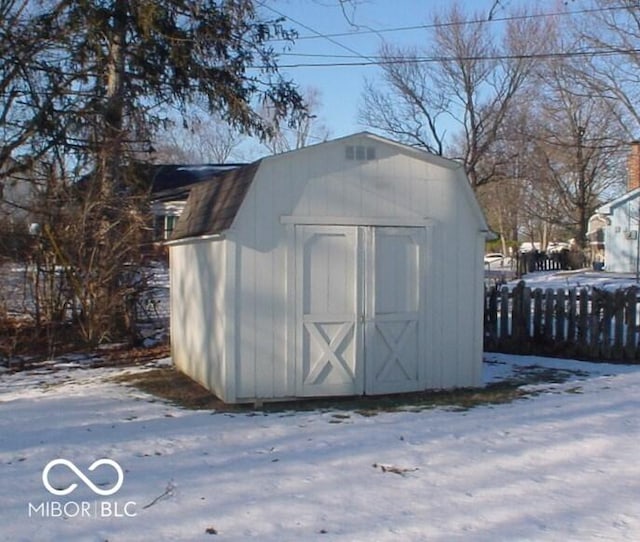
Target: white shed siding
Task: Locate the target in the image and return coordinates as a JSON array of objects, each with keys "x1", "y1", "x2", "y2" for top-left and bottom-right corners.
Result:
[
  {"x1": 229, "y1": 159, "x2": 291, "y2": 401},
  {"x1": 170, "y1": 239, "x2": 228, "y2": 400},
  {"x1": 221, "y1": 137, "x2": 483, "y2": 400},
  {"x1": 455, "y1": 184, "x2": 485, "y2": 388},
  {"x1": 422, "y1": 221, "x2": 443, "y2": 388},
  {"x1": 472, "y1": 231, "x2": 486, "y2": 385},
  {"x1": 233, "y1": 241, "x2": 290, "y2": 400}
]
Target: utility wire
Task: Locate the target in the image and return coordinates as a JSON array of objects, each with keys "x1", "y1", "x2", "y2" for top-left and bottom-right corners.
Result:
[
  {"x1": 268, "y1": 47, "x2": 640, "y2": 69},
  {"x1": 255, "y1": 2, "x2": 639, "y2": 70},
  {"x1": 271, "y1": 4, "x2": 629, "y2": 42},
  {"x1": 257, "y1": 0, "x2": 376, "y2": 63}
]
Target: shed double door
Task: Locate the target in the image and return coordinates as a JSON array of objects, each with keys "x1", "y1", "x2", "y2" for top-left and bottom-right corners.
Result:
[{"x1": 296, "y1": 225, "x2": 425, "y2": 397}]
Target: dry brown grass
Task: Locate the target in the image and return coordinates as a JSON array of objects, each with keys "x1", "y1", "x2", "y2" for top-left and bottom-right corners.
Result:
[
  {"x1": 99, "y1": 343, "x2": 171, "y2": 367},
  {"x1": 113, "y1": 366, "x2": 237, "y2": 411},
  {"x1": 113, "y1": 364, "x2": 534, "y2": 414}
]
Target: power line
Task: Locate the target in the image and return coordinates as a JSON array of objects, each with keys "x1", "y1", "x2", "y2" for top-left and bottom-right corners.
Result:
[
  {"x1": 257, "y1": 1, "x2": 375, "y2": 64},
  {"x1": 256, "y1": 2, "x2": 640, "y2": 71},
  {"x1": 270, "y1": 4, "x2": 629, "y2": 42},
  {"x1": 267, "y1": 47, "x2": 640, "y2": 69}
]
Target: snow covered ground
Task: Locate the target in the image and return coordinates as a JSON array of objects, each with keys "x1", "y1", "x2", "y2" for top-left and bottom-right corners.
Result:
[
  {"x1": 1, "y1": 352, "x2": 640, "y2": 541},
  {"x1": 516, "y1": 269, "x2": 640, "y2": 291},
  {"x1": 2, "y1": 268, "x2": 640, "y2": 541},
  {"x1": 487, "y1": 263, "x2": 640, "y2": 292}
]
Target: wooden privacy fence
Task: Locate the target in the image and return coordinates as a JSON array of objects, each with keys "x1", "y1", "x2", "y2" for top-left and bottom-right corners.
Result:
[
  {"x1": 517, "y1": 251, "x2": 571, "y2": 275},
  {"x1": 484, "y1": 282, "x2": 640, "y2": 362}
]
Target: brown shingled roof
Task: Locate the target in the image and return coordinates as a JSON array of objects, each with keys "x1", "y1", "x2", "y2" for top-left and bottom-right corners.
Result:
[{"x1": 170, "y1": 160, "x2": 261, "y2": 240}]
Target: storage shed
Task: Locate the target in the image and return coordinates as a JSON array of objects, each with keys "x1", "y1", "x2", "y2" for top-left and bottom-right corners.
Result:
[{"x1": 168, "y1": 132, "x2": 490, "y2": 403}]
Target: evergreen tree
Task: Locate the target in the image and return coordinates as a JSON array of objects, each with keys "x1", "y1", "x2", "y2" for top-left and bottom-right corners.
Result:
[{"x1": 0, "y1": 0, "x2": 305, "y2": 346}]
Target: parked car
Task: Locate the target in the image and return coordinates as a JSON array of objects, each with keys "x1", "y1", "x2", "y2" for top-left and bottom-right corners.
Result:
[{"x1": 484, "y1": 252, "x2": 504, "y2": 265}]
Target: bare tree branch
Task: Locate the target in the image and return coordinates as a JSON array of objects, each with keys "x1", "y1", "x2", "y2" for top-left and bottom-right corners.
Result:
[{"x1": 359, "y1": 2, "x2": 546, "y2": 188}]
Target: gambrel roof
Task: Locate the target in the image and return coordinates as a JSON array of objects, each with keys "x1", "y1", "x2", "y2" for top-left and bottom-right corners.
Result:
[{"x1": 170, "y1": 132, "x2": 491, "y2": 242}]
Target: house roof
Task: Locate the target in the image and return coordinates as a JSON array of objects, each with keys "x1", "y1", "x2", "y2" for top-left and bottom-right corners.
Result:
[
  {"x1": 596, "y1": 186, "x2": 640, "y2": 215},
  {"x1": 150, "y1": 163, "x2": 246, "y2": 202},
  {"x1": 170, "y1": 161, "x2": 261, "y2": 240}
]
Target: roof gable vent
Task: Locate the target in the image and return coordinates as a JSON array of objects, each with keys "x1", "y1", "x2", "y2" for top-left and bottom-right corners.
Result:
[{"x1": 346, "y1": 145, "x2": 376, "y2": 161}]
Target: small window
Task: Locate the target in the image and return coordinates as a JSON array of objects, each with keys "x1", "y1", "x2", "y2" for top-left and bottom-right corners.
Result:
[
  {"x1": 165, "y1": 215, "x2": 178, "y2": 239},
  {"x1": 345, "y1": 144, "x2": 376, "y2": 161},
  {"x1": 154, "y1": 214, "x2": 179, "y2": 240}
]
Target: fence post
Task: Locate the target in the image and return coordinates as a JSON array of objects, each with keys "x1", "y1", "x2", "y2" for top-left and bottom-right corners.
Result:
[
  {"x1": 500, "y1": 285, "x2": 510, "y2": 345},
  {"x1": 544, "y1": 288, "x2": 555, "y2": 344},
  {"x1": 533, "y1": 288, "x2": 543, "y2": 340},
  {"x1": 567, "y1": 288, "x2": 577, "y2": 344},
  {"x1": 577, "y1": 288, "x2": 589, "y2": 359},
  {"x1": 523, "y1": 286, "x2": 531, "y2": 348},
  {"x1": 602, "y1": 291, "x2": 614, "y2": 360},
  {"x1": 590, "y1": 289, "x2": 602, "y2": 359},
  {"x1": 512, "y1": 281, "x2": 526, "y2": 350},
  {"x1": 485, "y1": 286, "x2": 498, "y2": 347},
  {"x1": 555, "y1": 288, "x2": 566, "y2": 343},
  {"x1": 613, "y1": 289, "x2": 625, "y2": 360},
  {"x1": 625, "y1": 287, "x2": 638, "y2": 360}
]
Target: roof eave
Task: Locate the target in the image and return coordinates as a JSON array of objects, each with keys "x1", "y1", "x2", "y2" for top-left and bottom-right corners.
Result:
[{"x1": 164, "y1": 232, "x2": 226, "y2": 247}]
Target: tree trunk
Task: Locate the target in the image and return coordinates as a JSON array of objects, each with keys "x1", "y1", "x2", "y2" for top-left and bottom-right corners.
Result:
[{"x1": 101, "y1": 0, "x2": 128, "y2": 196}]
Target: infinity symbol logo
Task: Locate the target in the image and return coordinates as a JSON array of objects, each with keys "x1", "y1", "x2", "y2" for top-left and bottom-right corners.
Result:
[{"x1": 42, "y1": 459, "x2": 124, "y2": 496}]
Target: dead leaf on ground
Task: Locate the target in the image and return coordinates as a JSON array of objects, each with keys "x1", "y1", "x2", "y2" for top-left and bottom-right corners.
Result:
[{"x1": 372, "y1": 463, "x2": 419, "y2": 476}]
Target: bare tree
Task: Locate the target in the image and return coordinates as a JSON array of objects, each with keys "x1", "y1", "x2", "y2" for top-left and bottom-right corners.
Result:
[
  {"x1": 477, "y1": 177, "x2": 522, "y2": 254},
  {"x1": 472, "y1": 7, "x2": 632, "y2": 253},
  {"x1": 475, "y1": 105, "x2": 532, "y2": 254},
  {"x1": 152, "y1": 110, "x2": 246, "y2": 164},
  {"x1": 360, "y1": 2, "x2": 548, "y2": 188},
  {"x1": 520, "y1": 46, "x2": 625, "y2": 249},
  {"x1": 360, "y1": 43, "x2": 447, "y2": 156},
  {"x1": 261, "y1": 87, "x2": 330, "y2": 154},
  {"x1": 575, "y1": 0, "x2": 640, "y2": 138}
]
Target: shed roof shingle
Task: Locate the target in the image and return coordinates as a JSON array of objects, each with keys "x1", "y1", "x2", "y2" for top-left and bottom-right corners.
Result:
[{"x1": 170, "y1": 161, "x2": 261, "y2": 240}]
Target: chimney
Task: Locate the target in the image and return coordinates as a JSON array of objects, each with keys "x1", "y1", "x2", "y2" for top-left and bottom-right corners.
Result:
[{"x1": 628, "y1": 141, "x2": 640, "y2": 192}]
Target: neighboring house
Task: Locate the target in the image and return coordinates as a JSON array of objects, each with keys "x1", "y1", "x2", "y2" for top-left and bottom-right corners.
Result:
[
  {"x1": 167, "y1": 132, "x2": 491, "y2": 404},
  {"x1": 591, "y1": 141, "x2": 640, "y2": 273},
  {"x1": 0, "y1": 163, "x2": 38, "y2": 228},
  {"x1": 149, "y1": 163, "x2": 245, "y2": 240},
  {"x1": 586, "y1": 214, "x2": 607, "y2": 265}
]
